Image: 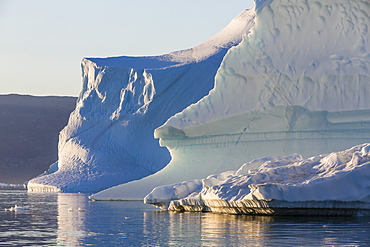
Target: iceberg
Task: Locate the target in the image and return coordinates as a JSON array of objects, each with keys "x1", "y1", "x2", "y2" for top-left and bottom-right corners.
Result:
[
  {"x1": 90, "y1": 0, "x2": 370, "y2": 200},
  {"x1": 27, "y1": 9, "x2": 255, "y2": 193},
  {"x1": 144, "y1": 143, "x2": 370, "y2": 216}
]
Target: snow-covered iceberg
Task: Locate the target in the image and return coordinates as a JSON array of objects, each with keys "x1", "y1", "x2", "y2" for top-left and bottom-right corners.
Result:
[
  {"x1": 90, "y1": 0, "x2": 370, "y2": 200},
  {"x1": 27, "y1": 9, "x2": 255, "y2": 193},
  {"x1": 145, "y1": 143, "x2": 370, "y2": 216}
]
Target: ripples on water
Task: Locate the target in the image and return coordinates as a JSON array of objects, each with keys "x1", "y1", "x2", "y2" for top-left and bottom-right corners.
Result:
[{"x1": 1, "y1": 190, "x2": 370, "y2": 246}]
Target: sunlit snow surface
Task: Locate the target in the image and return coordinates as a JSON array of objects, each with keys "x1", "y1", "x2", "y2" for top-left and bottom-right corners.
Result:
[
  {"x1": 161, "y1": 0, "x2": 370, "y2": 130},
  {"x1": 27, "y1": 9, "x2": 255, "y2": 192},
  {"x1": 90, "y1": 0, "x2": 370, "y2": 201},
  {"x1": 144, "y1": 143, "x2": 370, "y2": 216}
]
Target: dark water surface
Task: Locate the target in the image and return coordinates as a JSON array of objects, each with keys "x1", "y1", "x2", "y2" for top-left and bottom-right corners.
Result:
[{"x1": 1, "y1": 190, "x2": 370, "y2": 246}]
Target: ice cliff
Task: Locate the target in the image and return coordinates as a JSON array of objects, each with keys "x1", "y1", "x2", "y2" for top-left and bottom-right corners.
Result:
[
  {"x1": 90, "y1": 0, "x2": 370, "y2": 200},
  {"x1": 27, "y1": 9, "x2": 255, "y2": 192},
  {"x1": 144, "y1": 143, "x2": 370, "y2": 216}
]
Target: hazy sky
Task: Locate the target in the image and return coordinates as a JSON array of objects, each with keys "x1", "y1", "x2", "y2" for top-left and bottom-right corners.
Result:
[{"x1": 0, "y1": 0, "x2": 254, "y2": 96}]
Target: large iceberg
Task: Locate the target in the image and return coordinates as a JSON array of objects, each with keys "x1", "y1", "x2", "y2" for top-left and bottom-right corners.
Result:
[
  {"x1": 90, "y1": 0, "x2": 370, "y2": 200},
  {"x1": 144, "y1": 143, "x2": 370, "y2": 216},
  {"x1": 27, "y1": 9, "x2": 255, "y2": 192}
]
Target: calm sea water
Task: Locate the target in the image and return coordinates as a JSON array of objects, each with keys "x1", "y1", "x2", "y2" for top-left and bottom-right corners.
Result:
[{"x1": 1, "y1": 190, "x2": 370, "y2": 246}]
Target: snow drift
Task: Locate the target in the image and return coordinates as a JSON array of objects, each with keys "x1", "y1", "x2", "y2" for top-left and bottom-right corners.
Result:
[
  {"x1": 144, "y1": 143, "x2": 370, "y2": 216},
  {"x1": 27, "y1": 9, "x2": 255, "y2": 192},
  {"x1": 90, "y1": 0, "x2": 370, "y2": 200}
]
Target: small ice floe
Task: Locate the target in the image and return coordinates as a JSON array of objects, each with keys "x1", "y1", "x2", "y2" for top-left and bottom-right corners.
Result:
[
  {"x1": 14, "y1": 205, "x2": 29, "y2": 211},
  {"x1": 68, "y1": 207, "x2": 87, "y2": 212},
  {"x1": 4, "y1": 207, "x2": 13, "y2": 211},
  {"x1": 4, "y1": 205, "x2": 29, "y2": 211}
]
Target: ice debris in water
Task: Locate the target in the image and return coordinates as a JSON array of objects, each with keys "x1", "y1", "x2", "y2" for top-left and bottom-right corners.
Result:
[
  {"x1": 4, "y1": 205, "x2": 30, "y2": 211},
  {"x1": 145, "y1": 143, "x2": 370, "y2": 213}
]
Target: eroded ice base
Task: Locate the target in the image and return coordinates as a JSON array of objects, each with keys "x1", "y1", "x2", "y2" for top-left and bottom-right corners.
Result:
[{"x1": 168, "y1": 199, "x2": 370, "y2": 216}]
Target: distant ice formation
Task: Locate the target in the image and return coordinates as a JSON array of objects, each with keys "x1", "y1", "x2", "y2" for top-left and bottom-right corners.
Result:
[
  {"x1": 90, "y1": 0, "x2": 370, "y2": 200},
  {"x1": 144, "y1": 143, "x2": 370, "y2": 216},
  {"x1": 0, "y1": 183, "x2": 25, "y2": 189},
  {"x1": 27, "y1": 9, "x2": 255, "y2": 192}
]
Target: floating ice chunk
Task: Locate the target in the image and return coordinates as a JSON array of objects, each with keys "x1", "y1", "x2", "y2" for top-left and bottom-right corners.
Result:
[
  {"x1": 5, "y1": 205, "x2": 30, "y2": 211},
  {"x1": 145, "y1": 143, "x2": 370, "y2": 215}
]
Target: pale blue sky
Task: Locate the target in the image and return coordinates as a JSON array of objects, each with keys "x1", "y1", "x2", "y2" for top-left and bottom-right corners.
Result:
[{"x1": 0, "y1": 0, "x2": 254, "y2": 96}]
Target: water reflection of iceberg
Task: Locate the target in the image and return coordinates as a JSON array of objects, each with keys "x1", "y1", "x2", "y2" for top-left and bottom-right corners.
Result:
[
  {"x1": 143, "y1": 210, "x2": 370, "y2": 246},
  {"x1": 143, "y1": 210, "x2": 273, "y2": 246},
  {"x1": 56, "y1": 193, "x2": 89, "y2": 246},
  {"x1": 19, "y1": 192, "x2": 370, "y2": 246}
]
